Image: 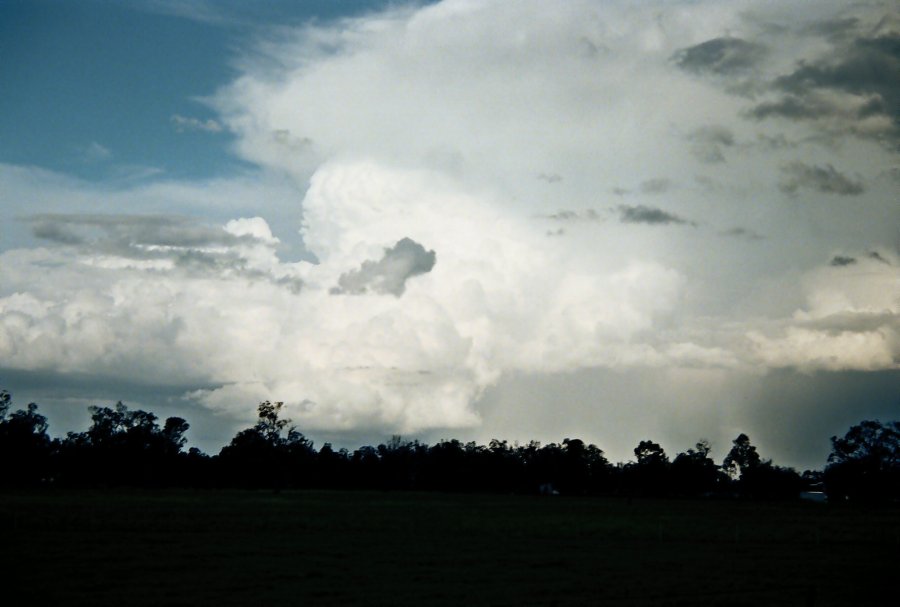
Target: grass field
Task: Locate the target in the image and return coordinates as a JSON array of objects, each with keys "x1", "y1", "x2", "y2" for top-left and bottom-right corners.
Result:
[{"x1": 2, "y1": 490, "x2": 897, "y2": 606}]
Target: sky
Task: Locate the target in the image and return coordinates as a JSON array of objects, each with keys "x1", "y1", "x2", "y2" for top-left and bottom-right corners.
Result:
[{"x1": 1, "y1": 0, "x2": 898, "y2": 469}]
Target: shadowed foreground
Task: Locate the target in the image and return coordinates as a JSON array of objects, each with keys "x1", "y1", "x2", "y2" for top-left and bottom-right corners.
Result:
[{"x1": 3, "y1": 490, "x2": 897, "y2": 606}]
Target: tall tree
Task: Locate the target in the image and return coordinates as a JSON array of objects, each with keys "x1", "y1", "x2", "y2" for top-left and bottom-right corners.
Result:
[
  {"x1": 624, "y1": 440, "x2": 670, "y2": 496},
  {"x1": 671, "y1": 440, "x2": 720, "y2": 496},
  {"x1": 0, "y1": 397, "x2": 52, "y2": 486},
  {"x1": 218, "y1": 401, "x2": 316, "y2": 489},
  {"x1": 825, "y1": 420, "x2": 900, "y2": 501},
  {"x1": 722, "y1": 433, "x2": 761, "y2": 479},
  {"x1": 58, "y1": 401, "x2": 192, "y2": 486},
  {"x1": 723, "y1": 434, "x2": 800, "y2": 499}
]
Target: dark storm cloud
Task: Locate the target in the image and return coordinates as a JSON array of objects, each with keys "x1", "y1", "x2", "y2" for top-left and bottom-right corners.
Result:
[
  {"x1": 748, "y1": 95, "x2": 833, "y2": 121},
  {"x1": 774, "y1": 34, "x2": 900, "y2": 99},
  {"x1": 672, "y1": 37, "x2": 767, "y2": 75},
  {"x1": 749, "y1": 28, "x2": 900, "y2": 148},
  {"x1": 829, "y1": 255, "x2": 857, "y2": 267},
  {"x1": 617, "y1": 205, "x2": 695, "y2": 226},
  {"x1": 778, "y1": 162, "x2": 864, "y2": 196},
  {"x1": 333, "y1": 237, "x2": 436, "y2": 297},
  {"x1": 688, "y1": 125, "x2": 735, "y2": 163}
]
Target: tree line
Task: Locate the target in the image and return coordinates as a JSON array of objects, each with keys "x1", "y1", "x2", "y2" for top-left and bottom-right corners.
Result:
[{"x1": 1, "y1": 389, "x2": 898, "y2": 502}]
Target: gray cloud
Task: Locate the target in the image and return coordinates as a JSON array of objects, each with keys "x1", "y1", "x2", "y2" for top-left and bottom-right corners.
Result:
[
  {"x1": 640, "y1": 178, "x2": 673, "y2": 194},
  {"x1": 617, "y1": 205, "x2": 695, "y2": 226},
  {"x1": 333, "y1": 237, "x2": 436, "y2": 297},
  {"x1": 28, "y1": 214, "x2": 258, "y2": 252},
  {"x1": 544, "y1": 209, "x2": 602, "y2": 222},
  {"x1": 804, "y1": 17, "x2": 860, "y2": 41},
  {"x1": 537, "y1": 173, "x2": 562, "y2": 184},
  {"x1": 25, "y1": 214, "x2": 300, "y2": 287},
  {"x1": 778, "y1": 162, "x2": 865, "y2": 196},
  {"x1": 802, "y1": 310, "x2": 897, "y2": 334},
  {"x1": 748, "y1": 95, "x2": 832, "y2": 121},
  {"x1": 830, "y1": 255, "x2": 857, "y2": 267},
  {"x1": 774, "y1": 34, "x2": 900, "y2": 100},
  {"x1": 672, "y1": 37, "x2": 767, "y2": 76},
  {"x1": 689, "y1": 125, "x2": 735, "y2": 163},
  {"x1": 721, "y1": 227, "x2": 765, "y2": 241},
  {"x1": 749, "y1": 28, "x2": 900, "y2": 148}
]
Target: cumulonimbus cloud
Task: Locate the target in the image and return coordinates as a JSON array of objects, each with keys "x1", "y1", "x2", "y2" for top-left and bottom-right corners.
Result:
[{"x1": 1, "y1": 0, "x2": 898, "y2": 440}]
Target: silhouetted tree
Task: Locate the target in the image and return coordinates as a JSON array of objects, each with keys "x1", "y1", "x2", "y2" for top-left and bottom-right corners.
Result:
[
  {"x1": 722, "y1": 433, "x2": 761, "y2": 480},
  {"x1": 741, "y1": 463, "x2": 803, "y2": 499},
  {"x1": 824, "y1": 419, "x2": 900, "y2": 502},
  {"x1": 57, "y1": 401, "x2": 192, "y2": 486},
  {"x1": 316, "y1": 442, "x2": 351, "y2": 488},
  {"x1": 0, "y1": 389, "x2": 10, "y2": 419},
  {"x1": 671, "y1": 440, "x2": 721, "y2": 496},
  {"x1": 723, "y1": 434, "x2": 800, "y2": 499},
  {"x1": 218, "y1": 401, "x2": 315, "y2": 489},
  {"x1": 623, "y1": 440, "x2": 670, "y2": 496},
  {"x1": 0, "y1": 394, "x2": 52, "y2": 486},
  {"x1": 0, "y1": 384, "x2": 833, "y2": 498}
]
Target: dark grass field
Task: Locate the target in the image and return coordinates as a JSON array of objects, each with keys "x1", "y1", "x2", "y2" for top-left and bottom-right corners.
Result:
[{"x1": 2, "y1": 490, "x2": 898, "y2": 606}]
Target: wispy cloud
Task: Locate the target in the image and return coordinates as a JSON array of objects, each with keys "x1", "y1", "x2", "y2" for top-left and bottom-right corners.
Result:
[
  {"x1": 171, "y1": 114, "x2": 224, "y2": 133},
  {"x1": 79, "y1": 141, "x2": 112, "y2": 163},
  {"x1": 672, "y1": 37, "x2": 767, "y2": 76},
  {"x1": 617, "y1": 205, "x2": 695, "y2": 226},
  {"x1": 779, "y1": 162, "x2": 864, "y2": 196},
  {"x1": 721, "y1": 227, "x2": 765, "y2": 241}
]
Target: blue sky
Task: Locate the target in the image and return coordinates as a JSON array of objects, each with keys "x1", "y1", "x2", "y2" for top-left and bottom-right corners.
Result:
[
  {"x1": 0, "y1": 0, "x2": 408, "y2": 182},
  {"x1": 1, "y1": 0, "x2": 898, "y2": 466},
  {"x1": 2, "y1": 0, "x2": 233, "y2": 181}
]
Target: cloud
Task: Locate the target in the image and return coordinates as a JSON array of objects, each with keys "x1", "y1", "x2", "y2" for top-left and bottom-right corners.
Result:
[
  {"x1": 688, "y1": 125, "x2": 735, "y2": 163},
  {"x1": 79, "y1": 141, "x2": 112, "y2": 163},
  {"x1": 747, "y1": 17, "x2": 900, "y2": 148},
  {"x1": 721, "y1": 227, "x2": 764, "y2": 241},
  {"x1": 333, "y1": 237, "x2": 436, "y2": 296},
  {"x1": 1, "y1": 159, "x2": 690, "y2": 435},
  {"x1": 617, "y1": 205, "x2": 694, "y2": 226},
  {"x1": 672, "y1": 37, "x2": 767, "y2": 76},
  {"x1": 22, "y1": 213, "x2": 301, "y2": 289},
  {"x1": 639, "y1": 178, "x2": 673, "y2": 194},
  {"x1": 829, "y1": 255, "x2": 856, "y2": 267},
  {"x1": 171, "y1": 114, "x2": 224, "y2": 133},
  {"x1": 3, "y1": 0, "x2": 900, "y2": 455},
  {"x1": 749, "y1": 252, "x2": 900, "y2": 372},
  {"x1": 543, "y1": 209, "x2": 602, "y2": 222},
  {"x1": 27, "y1": 213, "x2": 261, "y2": 250},
  {"x1": 778, "y1": 162, "x2": 864, "y2": 196}
]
